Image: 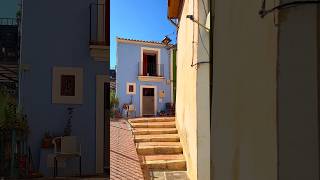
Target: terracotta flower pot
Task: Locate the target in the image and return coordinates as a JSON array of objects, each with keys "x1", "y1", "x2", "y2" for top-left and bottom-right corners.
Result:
[{"x1": 41, "y1": 138, "x2": 53, "y2": 148}]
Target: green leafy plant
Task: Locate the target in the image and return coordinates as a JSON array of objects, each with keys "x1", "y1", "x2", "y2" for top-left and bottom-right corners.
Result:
[
  {"x1": 110, "y1": 91, "x2": 119, "y2": 118},
  {"x1": 110, "y1": 90, "x2": 119, "y2": 109},
  {"x1": 16, "y1": 10, "x2": 21, "y2": 19},
  {"x1": 0, "y1": 88, "x2": 28, "y2": 133},
  {"x1": 64, "y1": 107, "x2": 74, "y2": 136}
]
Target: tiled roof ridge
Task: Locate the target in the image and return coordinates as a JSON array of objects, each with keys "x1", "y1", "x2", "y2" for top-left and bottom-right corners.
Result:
[{"x1": 116, "y1": 37, "x2": 173, "y2": 46}]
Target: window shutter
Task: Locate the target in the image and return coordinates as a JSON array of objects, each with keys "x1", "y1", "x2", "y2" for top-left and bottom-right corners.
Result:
[{"x1": 143, "y1": 54, "x2": 147, "y2": 75}]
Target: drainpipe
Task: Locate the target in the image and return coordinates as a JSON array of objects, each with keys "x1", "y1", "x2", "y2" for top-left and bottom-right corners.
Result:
[{"x1": 170, "y1": 48, "x2": 174, "y2": 104}]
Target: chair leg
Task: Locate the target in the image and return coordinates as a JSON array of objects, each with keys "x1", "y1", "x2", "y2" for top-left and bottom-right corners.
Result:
[
  {"x1": 54, "y1": 157, "x2": 57, "y2": 177},
  {"x1": 53, "y1": 157, "x2": 55, "y2": 177}
]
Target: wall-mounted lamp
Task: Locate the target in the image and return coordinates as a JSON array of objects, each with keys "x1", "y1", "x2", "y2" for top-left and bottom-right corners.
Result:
[
  {"x1": 186, "y1": 15, "x2": 210, "y2": 31},
  {"x1": 162, "y1": 36, "x2": 172, "y2": 45},
  {"x1": 162, "y1": 36, "x2": 174, "y2": 50}
]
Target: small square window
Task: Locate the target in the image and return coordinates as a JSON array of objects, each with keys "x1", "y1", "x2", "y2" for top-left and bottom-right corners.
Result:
[
  {"x1": 129, "y1": 85, "x2": 134, "y2": 92},
  {"x1": 126, "y1": 83, "x2": 136, "y2": 95},
  {"x1": 52, "y1": 67, "x2": 83, "y2": 104},
  {"x1": 60, "y1": 75, "x2": 75, "y2": 96}
]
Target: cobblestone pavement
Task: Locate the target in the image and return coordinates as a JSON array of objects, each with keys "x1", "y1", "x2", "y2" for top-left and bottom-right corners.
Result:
[{"x1": 110, "y1": 118, "x2": 144, "y2": 180}]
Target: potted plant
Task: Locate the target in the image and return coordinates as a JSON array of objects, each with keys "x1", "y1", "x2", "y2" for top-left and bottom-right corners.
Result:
[
  {"x1": 110, "y1": 91, "x2": 119, "y2": 118},
  {"x1": 159, "y1": 110, "x2": 166, "y2": 116},
  {"x1": 0, "y1": 88, "x2": 29, "y2": 177},
  {"x1": 41, "y1": 131, "x2": 53, "y2": 149}
]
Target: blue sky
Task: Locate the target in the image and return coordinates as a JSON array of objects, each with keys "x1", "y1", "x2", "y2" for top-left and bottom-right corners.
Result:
[
  {"x1": 110, "y1": 0, "x2": 176, "y2": 69},
  {"x1": 0, "y1": 0, "x2": 19, "y2": 18}
]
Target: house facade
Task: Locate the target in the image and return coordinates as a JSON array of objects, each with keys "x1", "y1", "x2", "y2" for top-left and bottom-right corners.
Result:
[
  {"x1": 19, "y1": 0, "x2": 109, "y2": 177},
  {"x1": 116, "y1": 38, "x2": 174, "y2": 117},
  {"x1": 167, "y1": 0, "x2": 210, "y2": 179}
]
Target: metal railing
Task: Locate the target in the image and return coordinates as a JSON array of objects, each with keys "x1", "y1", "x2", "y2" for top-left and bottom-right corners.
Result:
[
  {"x1": 138, "y1": 62, "x2": 164, "y2": 77},
  {"x1": 0, "y1": 18, "x2": 17, "y2": 26},
  {"x1": 89, "y1": 3, "x2": 107, "y2": 45},
  {"x1": 0, "y1": 25, "x2": 19, "y2": 63}
]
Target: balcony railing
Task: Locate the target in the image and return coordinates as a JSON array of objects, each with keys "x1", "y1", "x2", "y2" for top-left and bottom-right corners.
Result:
[
  {"x1": 89, "y1": 3, "x2": 107, "y2": 45},
  {"x1": 138, "y1": 62, "x2": 164, "y2": 77},
  {"x1": 0, "y1": 18, "x2": 18, "y2": 26},
  {"x1": 0, "y1": 22, "x2": 19, "y2": 63}
]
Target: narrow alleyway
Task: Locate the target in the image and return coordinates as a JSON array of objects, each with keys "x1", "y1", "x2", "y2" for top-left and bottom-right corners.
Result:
[{"x1": 110, "y1": 118, "x2": 144, "y2": 179}]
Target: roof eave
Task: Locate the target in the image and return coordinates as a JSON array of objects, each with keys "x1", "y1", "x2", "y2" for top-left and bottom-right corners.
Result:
[{"x1": 167, "y1": 0, "x2": 183, "y2": 19}]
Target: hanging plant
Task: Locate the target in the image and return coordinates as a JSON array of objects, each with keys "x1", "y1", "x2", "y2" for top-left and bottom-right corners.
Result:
[{"x1": 63, "y1": 107, "x2": 74, "y2": 136}]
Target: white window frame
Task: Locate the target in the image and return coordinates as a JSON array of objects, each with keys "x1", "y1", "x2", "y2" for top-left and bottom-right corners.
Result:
[
  {"x1": 52, "y1": 67, "x2": 83, "y2": 104},
  {"x1": 140, "y1": 47, "x2": 161, "y2": 76},
  {"x1": 126, "y1": 82, "x2": 136, "y2": 95}
]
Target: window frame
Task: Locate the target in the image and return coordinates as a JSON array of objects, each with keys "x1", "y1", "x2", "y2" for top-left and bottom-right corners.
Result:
[
  {"x1": 126, "y1": 82, "x2": 136, "y2": 95},
  {"x1": 140, "y1": 47, "x2": 161, "y2": 76},
  {"x1": 52, "y1": 67, "x2": 83, "y2": 104}
]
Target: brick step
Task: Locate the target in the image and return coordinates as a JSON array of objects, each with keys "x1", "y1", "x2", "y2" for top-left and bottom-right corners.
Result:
[
  {"x1": 132, "y1": 128, "x2": 177, "y2": 135},
  {"x1": 129, "y1": 117, "x2": 175, "y2": 123},
  {"x1": 130, "y1": 121, "x2": 176, "y2": 128},
  {"x1": 134, "y1": 134, "x2": 180, "y2": 143},
  {"x1": 141, "y1": 154, "x2": 186, "y2": 171},
  {"x1": 136, "y1": 142, "x2": 183, "y2": 155}
]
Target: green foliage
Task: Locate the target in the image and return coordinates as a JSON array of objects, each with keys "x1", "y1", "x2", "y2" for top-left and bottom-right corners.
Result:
[
  {"x1": 64, "y1": 107, "x2": 74, "y2": 136},
  {"x1": 16, "y1": 10, "x2": 21, "y2": 18},
  {"x1": 110, "y1": 90, "x2": 119, "y2": 109},
  {"x1": 110, "y1": 91, "x2": 119, "y2": 118},
  {"x1": 0, "y1": 89, "x2": 28, "y2": 133}
]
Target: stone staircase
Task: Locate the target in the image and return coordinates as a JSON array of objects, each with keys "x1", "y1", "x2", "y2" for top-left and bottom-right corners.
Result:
[{"x1": 128, "y1": 117, "x2": 187, "y2": 172}]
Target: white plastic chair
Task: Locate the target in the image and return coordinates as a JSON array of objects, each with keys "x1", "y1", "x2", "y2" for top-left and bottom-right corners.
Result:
[
  {"x1": 52, "y1": 136, "x2": 81, "y2": 177},
  {"x1": 128, "y1": 104, "x2": 136, "y2": 117}
]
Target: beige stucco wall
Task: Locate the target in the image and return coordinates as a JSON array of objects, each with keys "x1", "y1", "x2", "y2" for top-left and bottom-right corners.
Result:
[
  {"x1": 211, "y1": 0, "x2": 278, "y2": 179},
  {"x1": 175, "y1": 0, "x2": 210, "y2": 179}
]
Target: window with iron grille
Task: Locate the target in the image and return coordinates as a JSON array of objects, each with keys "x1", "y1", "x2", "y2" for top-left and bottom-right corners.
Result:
[{"x1": 60, "y1": 75, "x2": 75, "y2": 96}]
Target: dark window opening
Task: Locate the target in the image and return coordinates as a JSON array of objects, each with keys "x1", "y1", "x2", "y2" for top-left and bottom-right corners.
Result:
[
  {"x1": 61, "y1": 75, "x2": 75, "y2": 96},
  {"x1": 143, "y1": 88, "x2": 154, "y2": 96},
  {"x1": 143, "y1": 52, "x2": 157, "y2": 76},
  {"x1": 128, "y1": 85, "x2": 134, "y2": 92}
]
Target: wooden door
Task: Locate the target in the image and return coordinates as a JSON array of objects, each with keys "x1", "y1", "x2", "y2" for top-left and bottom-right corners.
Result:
[{"x1": 142, "y1": 88, "x2": 155, "y2": 115}]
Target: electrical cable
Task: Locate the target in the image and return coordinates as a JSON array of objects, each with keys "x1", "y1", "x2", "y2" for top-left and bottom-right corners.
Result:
[
  {"x1": 191, "y1": 0, "x2": 210, "y2": 68},
  {"x1": 201, "y1": 0, "x2": 208, "y2": 14},
  {"x1": 259, "y1": 0, "x2": 320, "y2": 18},
  {"x1": 191, "y1": 0, "x2": 195, "y2": 67},
  {"x1": 187, "y1": 15, "x2": 210, "y2": 31}
]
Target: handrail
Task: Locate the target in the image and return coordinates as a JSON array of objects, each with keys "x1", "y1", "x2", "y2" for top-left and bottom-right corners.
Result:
[{"x1": 138, "y1": 62, "x2": 165, "y2": 77}]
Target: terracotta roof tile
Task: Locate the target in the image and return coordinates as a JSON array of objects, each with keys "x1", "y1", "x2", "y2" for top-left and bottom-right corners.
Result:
[{"x1": 116, "y1": 37, "x2": 173, "y2": 46}]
